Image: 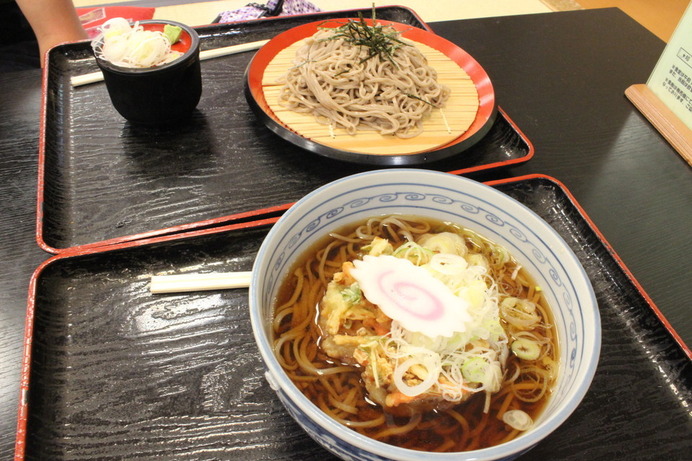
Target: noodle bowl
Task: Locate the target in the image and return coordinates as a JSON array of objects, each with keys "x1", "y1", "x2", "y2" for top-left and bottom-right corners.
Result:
[{"x1": 249, "y1": 169, "x2": 600, "y2": 461}]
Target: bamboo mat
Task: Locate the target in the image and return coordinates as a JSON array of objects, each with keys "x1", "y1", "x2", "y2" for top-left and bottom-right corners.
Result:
[{"x1": 262, "y1": 40, "x2": 479, "y2": 156}]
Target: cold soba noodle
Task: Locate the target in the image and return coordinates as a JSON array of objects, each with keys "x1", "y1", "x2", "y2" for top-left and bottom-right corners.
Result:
[
  {"x1": 272, "y1": 216, "x2": 559, "y2": 452},
  {"x1": 278, "y1": 19, "x2": 451, "y2": 138}
]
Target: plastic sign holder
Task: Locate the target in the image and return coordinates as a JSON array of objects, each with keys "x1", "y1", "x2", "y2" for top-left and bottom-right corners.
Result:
[{"x1": 625, "y1": 2, "x2": 692, "y2": 166}]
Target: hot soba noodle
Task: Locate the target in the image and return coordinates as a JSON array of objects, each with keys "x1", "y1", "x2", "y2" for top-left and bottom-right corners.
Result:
[
  {"x1": 277, "y1": 18, "x2": 451, "y2": 138},
  {"x1": 272, "y1": 216, "x2": 559, "y2": 452}
]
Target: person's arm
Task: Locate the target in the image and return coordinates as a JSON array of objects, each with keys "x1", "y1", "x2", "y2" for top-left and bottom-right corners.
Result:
[{"x1": 15, "y1": 0, "x2": 87, "y2": 66}]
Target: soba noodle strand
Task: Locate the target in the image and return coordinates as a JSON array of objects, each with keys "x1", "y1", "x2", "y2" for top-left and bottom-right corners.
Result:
[
  {"x1": 496, "y1": 390, "x2": 516, "y2": 420},
  {"x1": 445, "y1": 408, "x2": 471, "y2": 449},
  {"x1": 370, "y1": 413, "x2": 422, "y2": 439}
]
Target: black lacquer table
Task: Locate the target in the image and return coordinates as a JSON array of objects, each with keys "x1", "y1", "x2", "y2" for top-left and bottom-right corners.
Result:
[{"x1": 0, "y1": 7, "x2": 690, "y2": 460}]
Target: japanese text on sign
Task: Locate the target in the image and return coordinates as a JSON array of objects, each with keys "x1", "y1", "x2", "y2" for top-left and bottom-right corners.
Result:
[{"x1": 648, "y1": 3, "x2": 692, "y2": 128}]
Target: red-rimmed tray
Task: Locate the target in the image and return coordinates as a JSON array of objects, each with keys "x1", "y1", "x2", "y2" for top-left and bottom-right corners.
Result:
[
  {"x1": 16, "y1": 174, "x2": 690, "y2": 460},
  {"x1": 245, "y1": 18, "x2": 496, "y2": 164},
  {"x1": 38, "y1": 7, "x2": 532, "y2": 255}
]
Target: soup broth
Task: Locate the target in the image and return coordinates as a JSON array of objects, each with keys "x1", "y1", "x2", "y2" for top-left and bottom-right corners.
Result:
[{"x1": 272, "y1": 215, "x2": 558, "y2": 452}]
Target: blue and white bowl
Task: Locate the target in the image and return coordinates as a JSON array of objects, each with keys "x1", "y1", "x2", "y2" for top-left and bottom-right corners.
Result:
[{"x1": 249, "y1": 169, "x2": 601, "y2": 461}]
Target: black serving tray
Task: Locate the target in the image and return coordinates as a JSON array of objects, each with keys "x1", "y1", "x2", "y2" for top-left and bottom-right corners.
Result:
[
  {"x1": 38, "y1": 7, "x2": 532, "y2": 254},
  {"x1": 16, "y1": 175, "x2": 690, "y2": 460}
]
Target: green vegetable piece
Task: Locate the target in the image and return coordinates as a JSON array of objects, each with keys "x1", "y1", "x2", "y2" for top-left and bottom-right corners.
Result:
[
  {"x1": 511, "y1": 338, "x2": 541, "y2": 360},
  {"x1": 461, "y1": 356, "x2": 487, "y2": 383},
  {"x1": 341, "y1": 283, "x2": 362, "y2": 305},
  {"x1": 163, "y1": 25, "x2": 183, "y2": 45},
  {"x1": 326, "y1": 9, "x2": 409, "y2": 70},
  {"x1": 393, "y1": 241, "x2": 432, "y2": 266}
]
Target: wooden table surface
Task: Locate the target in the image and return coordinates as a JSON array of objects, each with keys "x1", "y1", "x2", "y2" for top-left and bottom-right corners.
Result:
[{"x1": 0, "y1": 7, "x2": 689, "y2": 460}]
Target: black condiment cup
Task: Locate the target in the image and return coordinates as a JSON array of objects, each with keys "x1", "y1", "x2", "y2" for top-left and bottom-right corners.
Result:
[{"x1": 94, "y1": 20, "x2": 202, "y2": 126}]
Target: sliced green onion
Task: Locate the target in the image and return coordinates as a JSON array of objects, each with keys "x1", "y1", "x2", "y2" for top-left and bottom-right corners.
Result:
[
  {"x1": 393, "y1": 356, "x2": 439, "y2": 397},
  {"x1": 511, "y1": 338, "x2": 541, "y2": 360},
  {"x1": 502, "y1": 409, "x2": 533, "y2": 431},
  {"x1": 392, "y1": 241, "x2": 432, "y2": 266},
  {"x1": 461, "y1": 356, "x2": 488, "y2": 383},
  {"x1": 340, "y1": 283, "x2": 362, "y2": 305}
]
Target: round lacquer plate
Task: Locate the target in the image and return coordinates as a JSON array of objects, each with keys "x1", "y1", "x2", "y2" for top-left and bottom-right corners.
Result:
[{"x1": 244, "y1": 19, "x2": 496, "y2": 165}]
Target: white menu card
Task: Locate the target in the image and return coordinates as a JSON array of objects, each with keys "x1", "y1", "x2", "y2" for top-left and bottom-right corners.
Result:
[{"x1": 646, "y1": 2, "x2": 692, "y2": 129}]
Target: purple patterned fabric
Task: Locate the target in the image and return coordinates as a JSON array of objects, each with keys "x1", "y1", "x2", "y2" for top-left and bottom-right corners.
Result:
[{"x1": 218, "y1": 0, "x2": 320, "y2": 23}]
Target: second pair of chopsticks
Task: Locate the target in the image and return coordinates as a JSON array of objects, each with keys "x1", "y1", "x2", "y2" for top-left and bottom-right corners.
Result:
[
  {"x1": 71, "y1": 39, "x2": 269, "y2": 87},
  {"x1": 150, "y1": 271, "x2": 252, "y2": 294}
]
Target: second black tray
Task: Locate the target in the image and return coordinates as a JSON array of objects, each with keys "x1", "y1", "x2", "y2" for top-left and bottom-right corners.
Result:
[
  {"x1": 39, "y1": 7, "x2": 532, "y2": 253},
  {"x1": 16, "y1": 175, "x2": 691, "y2": 460}
]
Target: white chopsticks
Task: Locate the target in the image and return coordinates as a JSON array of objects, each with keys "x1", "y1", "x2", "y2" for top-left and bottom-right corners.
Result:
[
  {"x1": 150, "y1": 271, "x2": 252, "y2": 294},
  {"x1": 71, "y1": 39, "x2": 270, "y2": 87}
]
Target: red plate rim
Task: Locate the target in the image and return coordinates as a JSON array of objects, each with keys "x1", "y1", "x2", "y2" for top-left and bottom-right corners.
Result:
[{"x1": 246, "y1": 18, "x2": 496, "y2": 160}]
